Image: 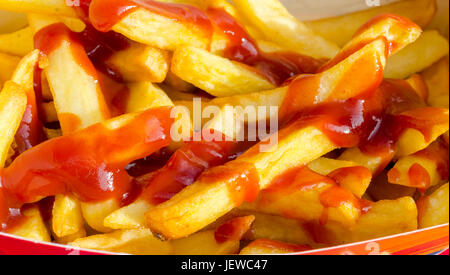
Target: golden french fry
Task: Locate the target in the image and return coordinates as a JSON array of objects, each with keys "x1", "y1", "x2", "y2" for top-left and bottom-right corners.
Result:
[
  {"x1": 28, "y1": 14, "x2": 111, "y2": 134},
  {"x1": 388, "y1": 141, "x2": 448, "y2": 189},
  {"x1": 0, "y1": 81, "x2": 27, "y2": 167},
  {"x1": 171, "y1": 46, "x2": 275, "y2": 97},
  {"x1": 111, "y1": 7, "x2": 211, "y2": 51},
  {"x1": 106, "y1": 44, "x2": 171, "y2": 83},
  {"x1": 0, "y1": 27, "x2": 33, "y2": 57},
  {"x1": 418, "y1": 183, "x2": 449, "y2": 228},
  {"x1": 0, "y1": 0, "x2": 76, "y2": 17},
  {"x1": 308, "y1": 158, "x2": 372, "y2": 198},
  {"x1": 6, "y1": 205, "x2": 51, "y2": 242},
  {"x1": 239, "y1": 239, "x2": 311, "y2": 255},
  {"x1": 52, "y1": 194, "x2": 84, "y2": 238},
  {"x1": 125, "y1": 82, "x2": 174, "y2": 113},
  {"x1": 80, "y1": 199, "x2": 119, "y2": 233},
  {"x1": 69, "y1": 229, "x2": 173, "y2": 255},
  {"x1": 104, "y1": 199, "x2": 151, "y2": 230},
  {"x1": 385, "y1": 31, "x2": 449, "y2": 79},
  {"x1": 163, "y1": 72, "x2": 196, "y2": 94},
  {"x1": 422, "y1": 58, "x2": 449, "y2": 108},
  {"x1": 237, "y1": 211, "x2": 316, "y2": 247},
  {"x1": 324, "y1": 197, "x2": 418, "y2": 245},
  {"x1": 240, "y1": 167, "x2": 362, "y2": 228},
  {"x1": 0, "y1": 10, "x2": 27, "y2": 33},
  {"x1": 172, "y1": 230, "x2": 239, "y2": 255},
  {"x1": 305, "y1": 0, "x2": 437, "y2": 47},
  {"x1": 54, "y1": 228, "x2": 87, "y2": 245},
  {"x1": 0, "y1": 52, "x2": 20, "y2": 88},
  {"x1": 232, "y1": 0, "x2": 340, "y2": 59},
  {"x1": 173, "y1": 216, "x2": 254, "y2": 255}
]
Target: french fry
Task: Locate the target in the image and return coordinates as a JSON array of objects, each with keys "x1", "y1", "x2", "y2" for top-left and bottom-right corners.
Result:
[
  {"x1": 171, "y1": 46, "x2": 275, "y2": 97},
  {"x1": 323, "y1": 197, "x2": 418, "y2": 245},
  {"x1": 69, "y1": 229, "x2": 173, "y2": 255},
  {"x1": 0, "y1": 27, "x2": 33, "y2": 57},
  {"x1": 125, "y1": 82, "x2": 174, "y2": 113},
  {"x1": 0, "y1": 81, "x2": 27, "y2": 167},
  {"x1": 387, "y1": 141, "x2": 448, "y2": 189},
  {"x1": 308, "y1": 158, "x2": 372, "y2": 198},
  {"x1": 172, "y1": 216, "x2": 254, "y2": 255},
  {"x1": 5, "y1": 205, "x2": 51, "y2": 242},
  {"x1": 0, "y1": 52, "x2": 20, "y2": 88},
  {"x1": 54, "y1": 228, "x2": 87, "y2": 245},
  {"x1": 232, "y1": 0, "x2": 340, "y2": 59},
  {"x1": 106, "y1": 44, "x2": 171, "y2": 83},
  {"x1": 172, "y1": 230, "x2": 238, "y2": 255},
  {"x1": 111, "y1": 7, "x2": 211, "y2": 51},
  {"x1": 418, "y1": 183, "x2": 449, "y2": 229},
  {"x1": 305, "y1": 0, "x2": 437, "y2": 47},
  {"x1": 240, "y1": 167, "x2": 363, "y2": 228},
  {"x1": 385, "y1": 31, "x2": 450, "y2": 79},
  {"x1": 0, "y1": 0, "x2": 76, "y2": 18},
  {"x1": 368, "y1": 171, "x2": 416, "y2": 201},
  {"x1": 0, "y1": 10, "x2": 27, "y2": 33},
  {"x1": 422, "y1": 58, "x2": 449, "y2": 108},
  {"x1": 80, "y1": 199, "x2": 119, "y2": 233},
  {"x1": 52, "y1": 194, "x2": 84, "y2": 238},
  {"x1": 104, "y1": 199, "x2": 151, "y2": 230},
  {"x1": 239, "y1": 239, "x2": 311, "y2": 255},
  {"x1": 28, "y1": 14, "x2": 111, "y2": 134},
  {"x1": 406, "y1": 74, "x2": 429, "y2": 102}
]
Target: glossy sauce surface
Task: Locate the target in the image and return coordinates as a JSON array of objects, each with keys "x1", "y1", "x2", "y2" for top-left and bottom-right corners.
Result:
[
  {"x1": 141, "y1": 133, "x2": 254, "y2": 205},
  {"x1": 0, "y1": 107, "x2": 173, "y2": 230},
  {"x1": 199, "y1": 161, "x2": 261, "y2": 206}
]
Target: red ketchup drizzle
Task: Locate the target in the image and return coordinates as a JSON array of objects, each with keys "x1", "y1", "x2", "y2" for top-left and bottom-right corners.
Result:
[
  {"x1": 206, "y1": 8, "x2": 323, "y2": 85},
  {"x1": 0, "y1": 107, "x2": 173, "y2": 230},
  {"x1": 141, "y1": 133, "x2": 254, "y2": 205},
  {"x1": 278, "y1": 79, "x2": 446, "y2": 174},
  {"x1": 214, "y1": 216, "x2": 255, "y2": 244},
  {"x1": 199, "y1": 161, "x2": 261, "y2": 206}
]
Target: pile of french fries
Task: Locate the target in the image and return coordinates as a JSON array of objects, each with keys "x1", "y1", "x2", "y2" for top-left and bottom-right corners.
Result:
[{"x1": 0, "y1": 0, "x2": 449, "y2": 255}]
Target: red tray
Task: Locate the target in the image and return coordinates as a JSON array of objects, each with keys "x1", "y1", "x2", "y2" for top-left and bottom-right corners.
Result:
[{"x1": 0, "y1": 223, "x2": 448, "y2": 255}]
